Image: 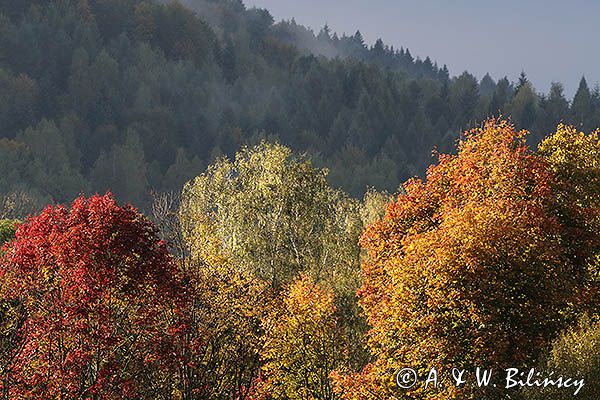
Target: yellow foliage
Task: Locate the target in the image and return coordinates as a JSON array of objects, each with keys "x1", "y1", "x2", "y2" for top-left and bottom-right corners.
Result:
[
  {"x1": 523, "y1": 315, "x2": 600, "y2": 400},
  {"x1": 257, "y1": 275, "x2": 347, "y2": 400},
  {"x1": 179, "y1": 141, "x2": 363, "y2": 303}
]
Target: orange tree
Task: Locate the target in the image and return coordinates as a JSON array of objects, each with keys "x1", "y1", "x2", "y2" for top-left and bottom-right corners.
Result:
[
  {"x1": 333, "y1": 119, "x2": 599, "y2": 399},
  {"x1": 0, "y1": 194, "x2": 187, "y2": 399}
]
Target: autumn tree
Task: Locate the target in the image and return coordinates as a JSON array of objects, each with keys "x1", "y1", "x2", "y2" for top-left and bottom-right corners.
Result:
[
  {"x1": 179, "y1": 142, "x2": 369, "y2": 395},
  {"x1": 0, "y1": 217, "x2": 19, "y2": 397},
  {"x1": 180, "y1": 141, "x2": 363, "y2": 296},
  {"x1": 0, "y1": 219, "x2": 21, "y2": 399},
  {"x1": 253, "y1": 275, "x2": 348, "y2": 400},
  {"x1": 334, "y1": 119, "x2": 596, "y2": 399},
  {"x1": 359, "y1": 188, "x2": 393, "y2": 230},
  {"x1": 0, "y1": 193, "x2": 186, "y2": 399},
  {"x1": 538, "y1": 124, "x2": 600, "y2": 310},
  {"x1": 176, "y1": 263, "x2": 270, "y2": 400},
  {"x1": 524, "y1": 315, "x2": 600, "y2": 400},
  {"x1": 150, "y1": 191, "x2": 271, "y2": 400}
]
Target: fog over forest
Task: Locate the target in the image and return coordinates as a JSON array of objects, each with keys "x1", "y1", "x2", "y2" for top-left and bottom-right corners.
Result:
[
  {"x1": 1, "y1": 0, "x2": 599, "y2": 210},
  {"x1": 247, "y1": 0, "x2": 600, "y2": 98}
]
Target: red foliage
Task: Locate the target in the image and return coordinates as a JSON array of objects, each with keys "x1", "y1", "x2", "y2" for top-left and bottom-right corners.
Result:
[{"x1": 0, "y1": 193, "x2": 186, "y2": 399}]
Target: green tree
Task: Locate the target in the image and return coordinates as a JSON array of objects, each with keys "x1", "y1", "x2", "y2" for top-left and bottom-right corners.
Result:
[
  {"x1": 450, "y1": 71, "x2": 480, "y2": 128},
  {"x1": 161, "y1": 148, "x2": 205, "y2": 193},
  {"x1": 509, "y1": 81, "x2": 538, "y2": 130},
  {"x1": 17, "y1": 119, "x2": 88, "y2": 202},
  {"x1": 221, "y1": 37, "x2": 237, "y2": 83},
  {"x1": 488, "y1": 76, "x2": 512, "y2": 115},
  {"x1": 515, "y1": 71, "x2": 529, "y2": 93},
  {"x1": 541, "y1": 82, "x2": 569, "y2": 133},
  {"x1": 0, "y1": 219, "x2": 17, "y2": 248},
  {"x1": 571, "y1": 76, "x2": 593, "y2": 129},
  {"x1": 0, "y1": 71, "x2": 38, "y2": 138},
  {"x1": 523, "y1": 315, "x2": 600, "y2": 400},
  {"x1": 479, "y1": 72, "x2": 496, "y2": 96}
]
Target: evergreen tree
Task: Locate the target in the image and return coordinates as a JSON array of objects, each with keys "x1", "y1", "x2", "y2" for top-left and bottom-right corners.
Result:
[
  {"x1": 451, "y1": 71, "x2": 480, "y2": 128},
  {"x1": 91, "y1": 130, "x2": 149, "y2": 206},
  {"x1": 479, "y1": 72, "x2": 496, "y2": 96},
  {"x1": 221, "y1": 37, "x2": 237, "y2": 83},
  {"x1": 515, "y1": 70, "x2": 529, "y2": 93},
  {"x1": 0, "y1": 0, "x2": 598, "y2": 209},
  {"x1": 353, "y1": 30, "x2": 365, "y2": 47},
  {"x1": 540, "y1": 82, "x2": 569, "y2": 135},
  {"x1": 571, "y1": 76, "x2": 593, "y2": 129},
  {"x1": 439, "y1": 64, "x2": 450, "y2": 81},
  {"x1": 509, "y1": 82, "x2": 538, "y2": 130},
  {"x1": 488, "y1": 76, "x2": 512, "y2": 115},
  {"x1": 17, "y1": 119, "x2": 88, "y2": 202}
]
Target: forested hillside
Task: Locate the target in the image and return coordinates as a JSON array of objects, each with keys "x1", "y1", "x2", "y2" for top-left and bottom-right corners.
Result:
[{"x1": 0, "y1": 0, "x2": 599, "y2": 209}]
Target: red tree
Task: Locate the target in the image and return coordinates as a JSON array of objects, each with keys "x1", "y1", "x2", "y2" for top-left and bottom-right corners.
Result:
[{"x1": 0, "y1": 194, "x2": 186, "y2": 399}]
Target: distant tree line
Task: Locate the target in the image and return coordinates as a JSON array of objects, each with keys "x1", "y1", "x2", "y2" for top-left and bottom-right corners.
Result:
[{"x1": 0, "y1": 0, "x2": 599, "y2": 210}]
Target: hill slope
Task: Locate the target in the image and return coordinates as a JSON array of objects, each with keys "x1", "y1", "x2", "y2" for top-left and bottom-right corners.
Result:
[{"x1": 0, "y1": 0, "x2": 597, "y2": 208}]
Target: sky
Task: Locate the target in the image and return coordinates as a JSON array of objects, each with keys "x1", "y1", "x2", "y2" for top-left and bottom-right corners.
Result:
[{"x1": 246, "y1": 0, "x2": 599, "y2": 99}]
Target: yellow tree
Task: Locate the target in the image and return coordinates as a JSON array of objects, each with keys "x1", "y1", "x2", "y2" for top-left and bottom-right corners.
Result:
[
  {"x1": 178, "y1": 143, "x2": 397, "y2": 398},
  {"x1": 151, "y1": 193, "x2": 271, "y2": 400},
  {"x1": 174, "y1": 263, "x2": 270, "y2": 400},
  {"x1": 254, "y1": 275, "x2": 348, "y2": 400},
  {"x1": 179, "y1": 142, "x2": 366, "y2": 372},
  {"x1": 523, "y1": 315, "x2": 600, "y2": 400},
  {"x1": 538, "y1": 124, "x2": 600, "y2": 311}
]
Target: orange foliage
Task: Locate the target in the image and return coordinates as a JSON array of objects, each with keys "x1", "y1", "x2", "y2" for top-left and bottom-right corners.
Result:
[{"x1": 334, "y1": 119, "x2": 597, "y2": 399}]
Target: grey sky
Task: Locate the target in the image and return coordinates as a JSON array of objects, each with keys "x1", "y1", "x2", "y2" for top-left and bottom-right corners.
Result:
[{"x1": 246, "y1": 0, "x2": 598, "y2": 99}]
